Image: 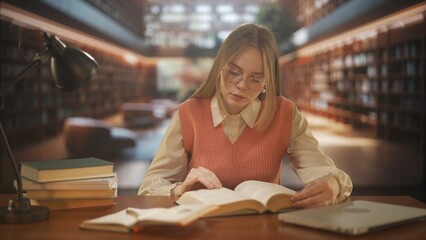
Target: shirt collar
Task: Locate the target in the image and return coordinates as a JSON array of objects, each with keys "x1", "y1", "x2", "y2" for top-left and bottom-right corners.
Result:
[{"x1": 211, "y1": 96, "x2": 260, "y2": 128}]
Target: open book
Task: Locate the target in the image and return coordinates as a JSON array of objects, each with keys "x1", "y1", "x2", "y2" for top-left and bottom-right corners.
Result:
[
  {"x1": 176, "y1": 180, "x2": 296, "y2": 217},
  {"x1": 80, "y1": 204, "x2": 216, "y2": 233}
]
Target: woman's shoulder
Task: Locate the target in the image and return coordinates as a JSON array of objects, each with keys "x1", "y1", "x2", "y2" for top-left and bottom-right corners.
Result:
[
  {"x1": 179, "y1": 97, "x2": 212, "y2": 109},
  {"x1": 276, "y1": 96, "x2": 295, "y2": 107}
]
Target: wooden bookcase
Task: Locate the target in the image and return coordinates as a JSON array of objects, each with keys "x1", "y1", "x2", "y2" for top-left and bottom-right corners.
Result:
[
  {"x1": 0, "y1": 20, "x2": 158, "y2": 148},
  {"x1": 281, "y1": 19, "x2": 425, "y2": 143}
]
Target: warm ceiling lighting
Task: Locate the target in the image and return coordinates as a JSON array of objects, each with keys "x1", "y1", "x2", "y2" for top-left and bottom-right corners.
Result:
[
  {"x1": 0, "y1": 2, "x2": 155, "y2": 65},
  {"x1": 293, "y1": 3, "x2": 426, "y2": 57}
]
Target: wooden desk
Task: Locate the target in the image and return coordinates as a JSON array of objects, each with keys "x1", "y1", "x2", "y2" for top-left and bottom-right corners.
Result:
[{"x1": 0, "y1": 195, "x2": 425, "y2": 240}]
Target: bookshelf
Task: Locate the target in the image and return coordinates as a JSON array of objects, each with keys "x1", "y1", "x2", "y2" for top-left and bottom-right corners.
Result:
[
  {"x1": 281, "y1": 18, "x2": 425, "y2": 143},
  {"x1": 0, "y1": 19, "x2": 158, "y2": 148}
]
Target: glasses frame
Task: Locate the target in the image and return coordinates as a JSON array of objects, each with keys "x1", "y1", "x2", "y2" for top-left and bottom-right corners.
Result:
[{"x1": 222, "y1": 66, "x2": 265, "y2": 91}]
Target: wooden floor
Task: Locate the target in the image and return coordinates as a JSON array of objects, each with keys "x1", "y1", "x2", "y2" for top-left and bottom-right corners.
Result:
[{"x1": 10, "y1": 112, "x2": 425, "y2": 201}]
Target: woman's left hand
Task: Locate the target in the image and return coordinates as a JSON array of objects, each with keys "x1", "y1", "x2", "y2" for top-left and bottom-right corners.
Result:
[{"x1": 291, "y1": 174, "x2": 340, "y2": 208}]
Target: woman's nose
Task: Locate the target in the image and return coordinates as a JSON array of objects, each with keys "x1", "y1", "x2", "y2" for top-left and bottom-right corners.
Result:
[{"x1": 235, "y1": 76, "x2": 248, "y2": 89}]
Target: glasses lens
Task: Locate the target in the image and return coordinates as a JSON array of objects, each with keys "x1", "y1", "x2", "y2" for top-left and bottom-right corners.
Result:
[
  {"x1": 224, "y1": 68, "x2": 239, "y2": 83},
  {"x1": 247, "y1": 76, "x2": 264, "y2": 90}
]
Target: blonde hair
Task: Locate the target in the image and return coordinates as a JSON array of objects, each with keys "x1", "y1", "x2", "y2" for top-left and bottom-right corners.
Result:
[{"x1": 191, "y1": 23, "x2": 281, "y2": 131}]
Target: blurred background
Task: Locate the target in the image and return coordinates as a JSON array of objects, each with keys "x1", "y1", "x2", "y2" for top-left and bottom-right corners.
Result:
[{"x1": 0, "y1": 0, "x2": 424, "y2": 201}]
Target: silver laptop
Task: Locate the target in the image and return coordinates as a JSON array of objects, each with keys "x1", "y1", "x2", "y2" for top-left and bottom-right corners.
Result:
[{"x1": 278, "y1": 200, "x2": 426, "y2": 235}]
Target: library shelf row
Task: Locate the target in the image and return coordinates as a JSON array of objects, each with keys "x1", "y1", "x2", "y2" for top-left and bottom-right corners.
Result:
[{"x1": 281, "y1": 16, "x2": 424, "y2": 143}]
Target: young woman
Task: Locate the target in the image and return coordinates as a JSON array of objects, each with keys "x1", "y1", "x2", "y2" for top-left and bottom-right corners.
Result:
[{"x1": 138, "y1": 23, "x2": 352, "y2": 208}]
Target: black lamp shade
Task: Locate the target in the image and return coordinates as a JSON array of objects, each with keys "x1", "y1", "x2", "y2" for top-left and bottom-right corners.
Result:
[{"x1": 51, "y1": 47, "x2": 97, "y2": 92}]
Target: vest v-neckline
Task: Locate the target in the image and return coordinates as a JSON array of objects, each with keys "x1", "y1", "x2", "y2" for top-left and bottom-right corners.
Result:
[{"x1": 211, "y1": 118, "x2": 260, "y2": 161}]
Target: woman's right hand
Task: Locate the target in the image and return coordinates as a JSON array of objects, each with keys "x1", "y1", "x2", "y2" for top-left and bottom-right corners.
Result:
[{"x1": 173, "y1": 167, "x2": 222, "y2": 196}]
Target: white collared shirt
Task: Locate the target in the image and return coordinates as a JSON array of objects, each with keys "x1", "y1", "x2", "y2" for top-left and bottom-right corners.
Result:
[{"x1": 211, "y1": 97, "x2": 259, "y2": 143}]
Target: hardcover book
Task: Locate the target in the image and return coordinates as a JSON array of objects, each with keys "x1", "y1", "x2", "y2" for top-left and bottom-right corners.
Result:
[
  {"x1": 15, "y1": 174, "x2": 118, "y2": 190},
  {"x1": 25, "y1": 188, "x2": 117, "y2": 200},
  {"x1": 20, "y1": 157, "x2": 114, "y2": 182},
  {"x1": 31, "y1": 198, "x2": 115, "y2": 211}
]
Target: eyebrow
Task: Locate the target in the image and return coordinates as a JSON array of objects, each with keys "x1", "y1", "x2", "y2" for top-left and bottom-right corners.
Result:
[{"x1": 228, "y1": 62, "x2": 264, "y2": 75}]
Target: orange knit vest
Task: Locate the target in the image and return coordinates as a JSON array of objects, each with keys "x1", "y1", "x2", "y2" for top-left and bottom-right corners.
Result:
[{"x1": 179, "y1": 97, "x2": 293, "y2": 189}]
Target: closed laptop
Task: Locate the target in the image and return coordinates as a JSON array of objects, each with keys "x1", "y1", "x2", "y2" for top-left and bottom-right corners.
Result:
[{"x1": 278, "y1": 200, "x2": 426, "y2": 235}]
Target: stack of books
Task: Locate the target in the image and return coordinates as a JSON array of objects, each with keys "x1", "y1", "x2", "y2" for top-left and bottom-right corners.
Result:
[{"x1": 16, "y1": 157, "x2": 117, "y2": 210}]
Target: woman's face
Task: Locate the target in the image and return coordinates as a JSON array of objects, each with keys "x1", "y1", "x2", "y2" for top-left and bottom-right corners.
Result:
[{"x1": 219, "y1": 46, "x2": 265, "y2": 115}]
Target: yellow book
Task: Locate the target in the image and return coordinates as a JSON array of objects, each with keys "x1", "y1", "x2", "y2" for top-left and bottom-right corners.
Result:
[
  {"x1": 16, "y1": 174, "x2": 118, "y2": 190},
  {"x1": 80, "y1": 204, "x2": 217, "y2": 233},
  {"x1": 25, "y1": 189, "x2": 117, "y2": 200},
  {"x1": 31, "y1": 198, "x2": 115, "y2": 210},
  {"x1": 176, "y1": 180, "x2": 296, "y2": 217}
]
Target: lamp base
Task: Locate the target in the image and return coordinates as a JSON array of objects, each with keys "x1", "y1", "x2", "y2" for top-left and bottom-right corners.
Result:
[
  {"x1": 0, "y1": 206, "x2": 50, "y2": 224},
  {"x1": 0, "y1": 198, "x2": 49, "y2": 224}
]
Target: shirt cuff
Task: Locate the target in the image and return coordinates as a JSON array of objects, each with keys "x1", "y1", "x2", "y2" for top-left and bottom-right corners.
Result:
[
  {"x1": 170, "y1": 182, "x2": 183, "y2": 196},
  {"x1": 330, "y1": 171, "x2": 353, "y2": 203}
]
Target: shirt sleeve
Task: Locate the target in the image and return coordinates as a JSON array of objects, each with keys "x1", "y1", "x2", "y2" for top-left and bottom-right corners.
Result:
[
  {"x1": 287, "y1": 105, "x2": 353, "y2": 202},
  {"x1": 137, "y1": 112, "x2": 188, "y2": 196}
]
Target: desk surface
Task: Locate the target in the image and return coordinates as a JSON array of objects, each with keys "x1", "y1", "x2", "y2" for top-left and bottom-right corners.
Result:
[{"x1": 0, "y1": 195, "x2": 425, "y2": 240}]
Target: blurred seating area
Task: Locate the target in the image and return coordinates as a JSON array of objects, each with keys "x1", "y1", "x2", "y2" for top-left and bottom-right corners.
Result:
[
  {"x1": 63, "y1": 117, "x2": 138, "y2": 158},
  {"x1": 121, "y1": 99, "x2": 178, "y2": 128}
]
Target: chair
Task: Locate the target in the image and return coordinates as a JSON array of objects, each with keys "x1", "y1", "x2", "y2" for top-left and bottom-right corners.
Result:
[{"x1": 121, "y1": 102, "x2": 167, "y2": 128}]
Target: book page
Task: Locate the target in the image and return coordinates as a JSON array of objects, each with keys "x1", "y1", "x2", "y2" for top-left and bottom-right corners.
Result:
[
  {"x1": 80, "y1": 209, "x2": 139, "y2": 232},
  {"x1": 81, "y1": 205, "x2": 215, "y2": 232},
  {"x1": 179, "y1": 188, "x2": 251, "y2": 205},
  {"x1": 129, "y1": 204, "x2": 215, "y2": 226},
  {"x1": 80, "y1": 208, "x2": 168, "y2": 232},
  {"x1": 177, "y1": 188, "x2": 266, "y2": 216},
  {"x1": 234, "y1": 181, "x2": 296, "y2": 207}
]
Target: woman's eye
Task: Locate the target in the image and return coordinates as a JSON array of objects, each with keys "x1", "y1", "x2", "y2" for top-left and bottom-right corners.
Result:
[
  {"x1": 229, "y1": 69, "x2": 241, "y2": 76},
  {"x1": 250, "y1": 77, "x2": 263, "y2": 83}
]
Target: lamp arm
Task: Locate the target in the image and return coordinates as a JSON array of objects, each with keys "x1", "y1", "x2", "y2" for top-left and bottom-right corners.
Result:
[
  {"x1": 0, "y1": 57, "x2": 42, "y2": 95},
  {"x1": 0, "y1": 121, "x2": 23, "y2": 198},
  {"x1": 0, "y1": 57, "x2": 43, "y2": 201}
]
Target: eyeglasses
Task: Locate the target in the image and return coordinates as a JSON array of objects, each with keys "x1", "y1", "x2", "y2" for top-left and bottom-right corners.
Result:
[{"x1": 222, "y1": 66, "x2": 265, "y2": 91}]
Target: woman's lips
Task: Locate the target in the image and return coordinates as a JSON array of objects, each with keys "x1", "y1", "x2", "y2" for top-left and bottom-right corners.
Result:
[{"x1": 229, "y1": 93, "x2": 245, "y2": 101}]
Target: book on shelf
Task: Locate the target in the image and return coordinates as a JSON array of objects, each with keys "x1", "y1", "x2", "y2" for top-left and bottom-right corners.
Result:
[
  {"x1": 15, "y1": 174, "x2": 118, "y2": 190},
  {"x1": 31, "y1": 198, "x2": 116, "y2": 211},
  {"x1": 175, "y1": 180, "x2": 296, "y2": 217},
  {"x1": 20, "y1": 157, "x2": 114, "y2": 182},
  {"x1": 24, "y1": 188, "x2": 117, "y2": 200},
  {"x1": 80, "y1": 204, "x2": 217, "y2": 233}
]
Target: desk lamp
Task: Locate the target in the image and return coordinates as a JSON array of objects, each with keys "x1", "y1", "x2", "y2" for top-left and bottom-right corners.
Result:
[{"x1": 0, "y1": 31, "x2": 97, "y2": 223}]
